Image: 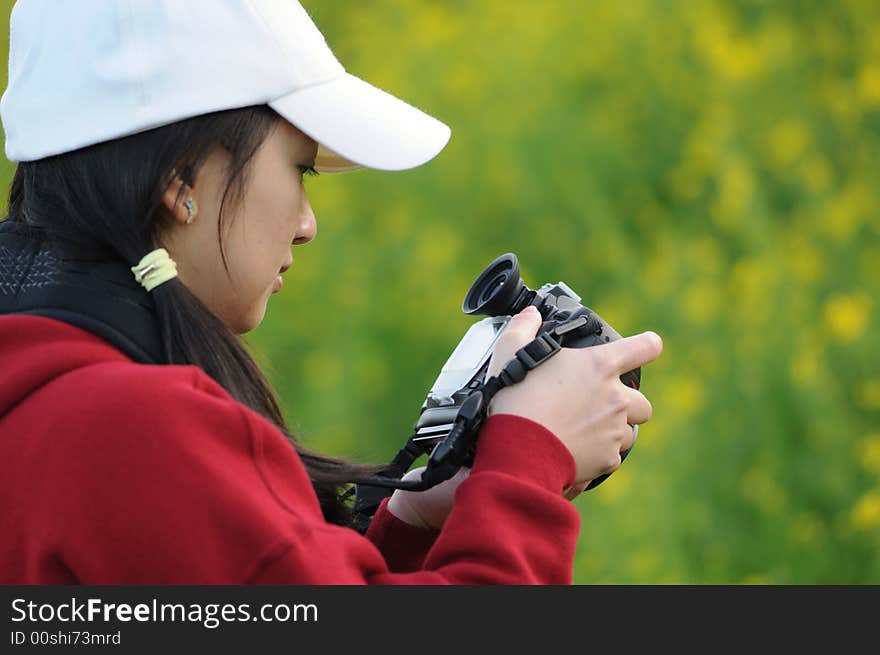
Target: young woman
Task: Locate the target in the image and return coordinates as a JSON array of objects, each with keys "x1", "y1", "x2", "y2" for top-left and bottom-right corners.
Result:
[{"x1": 0, "y1": 1, "x2": 662, "y2": 584}]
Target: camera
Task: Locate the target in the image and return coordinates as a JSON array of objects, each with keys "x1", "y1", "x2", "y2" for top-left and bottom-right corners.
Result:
[
  {"x1": 353, "y1": 251, "x2": 642, "y2": 527},
  {"x1": 411, "y1": 252, "x2": 641, "y2": 490}
]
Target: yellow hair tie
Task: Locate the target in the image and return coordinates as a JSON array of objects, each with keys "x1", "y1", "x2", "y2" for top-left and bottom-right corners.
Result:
[{"x1": 131, "y1": 248, "x2": 178, "y2": 292}]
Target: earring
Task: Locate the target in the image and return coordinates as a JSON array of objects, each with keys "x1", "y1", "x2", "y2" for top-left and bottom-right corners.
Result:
[{"x1": 184, "y1": 197, "x2": 198, "y2": 225}]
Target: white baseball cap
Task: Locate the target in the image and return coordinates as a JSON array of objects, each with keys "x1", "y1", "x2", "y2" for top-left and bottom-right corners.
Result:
[{"x1": 0, "y1": 0, "x2": 452, "y2": 173}]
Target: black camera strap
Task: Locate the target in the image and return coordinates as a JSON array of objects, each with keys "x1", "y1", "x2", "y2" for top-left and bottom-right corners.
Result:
[{"x1": 351, "y1": 316, "x2": 591, "y2": 530}]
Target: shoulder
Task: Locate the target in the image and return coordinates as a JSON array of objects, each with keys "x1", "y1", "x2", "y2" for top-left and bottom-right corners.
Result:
[
  {"x1": 57, "y1": 359, "x2": 236, "y2": 419},
  {"x1": 37, "y1": 360, "x2": 254, "y2": 464},
  {"x1": 39, "y1": 356, "x2": 322, "y2": 514},
  {"x1": 47, "y1": 359, "x2": 321, "y2": 515},
  {"x1": 63, "y1": 359, "x2": 230, "y2": 401}
]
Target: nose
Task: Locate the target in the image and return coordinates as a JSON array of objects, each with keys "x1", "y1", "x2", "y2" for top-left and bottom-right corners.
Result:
[{"x1": 292, "y1": 199, "x2": 317, "y2": 245}]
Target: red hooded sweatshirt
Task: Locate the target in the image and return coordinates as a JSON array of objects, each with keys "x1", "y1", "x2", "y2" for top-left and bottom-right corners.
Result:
[{"x1": 0, "y1": 315, "x2": 580, "y2": 584}]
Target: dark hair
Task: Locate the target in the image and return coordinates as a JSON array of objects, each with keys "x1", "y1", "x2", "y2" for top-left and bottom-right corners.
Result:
[{"x1": 5, "y1": 105, "x2": 381, "y2": 526}]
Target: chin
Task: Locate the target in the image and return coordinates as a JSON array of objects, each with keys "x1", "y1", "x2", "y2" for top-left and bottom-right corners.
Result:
[{"x1": 231, "y1": 304, "x2": 268, "y2": 335}]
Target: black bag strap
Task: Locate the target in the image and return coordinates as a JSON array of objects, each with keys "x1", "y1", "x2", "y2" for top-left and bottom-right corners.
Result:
[{"x1": 0, "y1": 221, "x2": 163, "y2": 364}]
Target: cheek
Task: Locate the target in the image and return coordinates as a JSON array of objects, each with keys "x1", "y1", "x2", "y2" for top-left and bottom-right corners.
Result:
[
  {"x1": 248, "y1": 178, "x2": 300, "y2": 244},
  {"x1": 234, "y1": 208, "x2": 295, "y2": 295}
]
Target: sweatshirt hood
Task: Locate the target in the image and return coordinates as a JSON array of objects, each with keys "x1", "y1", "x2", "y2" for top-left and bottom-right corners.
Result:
[
  {"x1": 0, "y1": 220, "x2": 163, "y2": 415},
  {"x1": 0, "y1": 313, "x2": 131, "y2": 419}
]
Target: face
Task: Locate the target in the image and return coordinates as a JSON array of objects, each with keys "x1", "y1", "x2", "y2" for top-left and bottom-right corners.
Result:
[{"x1": 161, "y1": 120, "x2": 318, "y2": 333}]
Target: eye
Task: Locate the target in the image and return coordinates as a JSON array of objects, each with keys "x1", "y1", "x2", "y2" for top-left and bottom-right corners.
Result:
[{"x1": 298, "y1": 164, "x2": 319, "y2": 179}]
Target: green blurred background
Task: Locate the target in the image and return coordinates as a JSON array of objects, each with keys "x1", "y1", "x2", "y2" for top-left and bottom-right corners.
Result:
[{"x1": 2, "y1": 0, "x2": 878, "y2": 583}]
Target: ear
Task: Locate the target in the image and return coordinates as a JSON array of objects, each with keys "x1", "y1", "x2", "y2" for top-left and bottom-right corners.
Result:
[{"x1": 161, "y1": 173, "x2": 195, "y2": 225}]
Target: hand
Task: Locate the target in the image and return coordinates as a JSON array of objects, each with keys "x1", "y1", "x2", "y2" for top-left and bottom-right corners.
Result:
[
  {"x1": 386, "y1": 466, "x2": 471, "y2": 530},
  {"x1": 486, "y1": 305, "x2": 662, "y2": 486}
]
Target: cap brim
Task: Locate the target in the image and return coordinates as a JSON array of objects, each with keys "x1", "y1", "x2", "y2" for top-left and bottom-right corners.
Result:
[{"x1": 269, "y1": 72, "x2": 451, "y2": 174}]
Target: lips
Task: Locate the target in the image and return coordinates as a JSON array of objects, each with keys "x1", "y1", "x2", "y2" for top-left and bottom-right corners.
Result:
[{"x1": 272, "y1": 260, "x2": 292, "y2": 294}]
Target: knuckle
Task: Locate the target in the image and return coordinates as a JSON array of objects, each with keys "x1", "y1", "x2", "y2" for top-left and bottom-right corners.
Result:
[
  {"x1": 494, "y1": 335, "x2": 518, "y2": 353},
  {"x1": 503, "y1": 324, "x2": 531, "y2": 344},
  {"x1": 582, "y1": 348, "x2": 609, "y2": 377},
  {"x1": 609, "y1": 388, "x2": 628, "y2": 414},
  {"x1": 594, "y1": 350, "x2": 618, "y2": 378},
  {"x1": 627, "y1": 393, "x2": 652, "y2": 424},
  {"x1": 604, "y1": 453, "x2": 622, "y2": 472}
]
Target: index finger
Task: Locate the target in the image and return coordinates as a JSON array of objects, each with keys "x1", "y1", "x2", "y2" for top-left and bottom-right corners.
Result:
[{"x1": 604, "y1": 331, "x2": 663, "y2": 375}]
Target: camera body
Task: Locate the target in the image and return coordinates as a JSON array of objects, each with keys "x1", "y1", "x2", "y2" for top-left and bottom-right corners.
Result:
[{"x1": 412, "y1": 252, "x2": 640, "y2": 488}]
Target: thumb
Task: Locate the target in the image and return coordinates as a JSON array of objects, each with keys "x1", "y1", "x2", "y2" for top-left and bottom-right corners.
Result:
[{"x1": 487, "y1": 306, "x2": 542, "y2": 378}]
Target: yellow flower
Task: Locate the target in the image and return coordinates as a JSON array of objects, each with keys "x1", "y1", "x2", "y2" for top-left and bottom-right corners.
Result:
[
  {"x1": 768, "y1": 120, "x2": 810, "y2": 168},
  {"x1": 410, "y1": 3, "x2": 463, "y2": 49},
  {"x1": 695, "y1": 12, "x2": 763, "y2": 83},
  {"x1": 741, "y1": 466, "x2": 786, "y2": 514},
  {"x1": 822, "y1": 293, "x2": 872, "y2": 343},
  {"x1": 664, "y1": 378, "x2": 705, "y2": 419},
  {"x1": 857, "y1": 381, "x2": 880, "y2": 411},
  {"x1": 789, "y1": 514, "x2": 823, "y2": 545},
  {"x1": 711, "y1": 157, "x2": 754, "y2": 229},
  {"x1": 857, "y1": 66, "x2": 880, "y2": 107},
  {"x1": 822, "y1": 181, "x2": 873, "y2": 243},
  {"x1": 784, "y1": 236, "x2": 823, "y2": 284},
  {"x1": 680, "y1": 281, "x2": 721, "y2": 326},
  {"x1": 850, "y1": 490, "x2": 880, "y2": 532},
  {"x1": 854, "y1": 433, "x2": 880, "y2": 474},
  {"x1": 628, "y1": 549, "x2": 660, "y2": 578}
]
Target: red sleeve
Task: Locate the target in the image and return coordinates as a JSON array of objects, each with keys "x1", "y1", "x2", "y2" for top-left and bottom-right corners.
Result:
[
  {"x1": 365, "y1": 498, "x2": 439, "y2": 573},
  {"x1": 40, "y1": 363, "x2": 579, "y2": 585},
  {"x1": 247, "y1": 414, "x2": 580, "y2": 585}
]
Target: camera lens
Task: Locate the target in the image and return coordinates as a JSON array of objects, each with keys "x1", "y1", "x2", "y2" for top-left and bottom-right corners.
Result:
[{"x1": 463, "y1": 253, "x2": 529, "y2": 316}]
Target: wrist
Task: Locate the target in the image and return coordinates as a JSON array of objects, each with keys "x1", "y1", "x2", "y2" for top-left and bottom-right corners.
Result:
[{"x1": 473, "y1": 413, "x2": 576, "y2": 492}]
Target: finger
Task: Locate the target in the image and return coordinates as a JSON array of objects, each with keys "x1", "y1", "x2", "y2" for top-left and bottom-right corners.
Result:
[
  {"x1": 563, "y1": 481, "x2": 589, "y2": 500},
  {"x1": 402, "y1": 465, "x2": 470, "y2": 485},
  {"x1": 624, "y1": 386, "x2": 653, "y2": 425},
  {"x1": 603, "y1": 331, "x2": 663, "y2": 376},
  {"x1": 601, "y1": 451, "x2": 623, "y2": 475},
  {"x1": 399, "y1": 465, "x2": 428, "y2": 483},
  {"x1": 621, "y1": 423, "x2": 638, "y2": 452},
  {"x1": 487, "y1": 306, "x2": 542, "y2": 377}
]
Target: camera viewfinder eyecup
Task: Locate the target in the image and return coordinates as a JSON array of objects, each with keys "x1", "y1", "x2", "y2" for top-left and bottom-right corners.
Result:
[{"x1": 462, "y1": 253, "x2": 535, "y2": 317}]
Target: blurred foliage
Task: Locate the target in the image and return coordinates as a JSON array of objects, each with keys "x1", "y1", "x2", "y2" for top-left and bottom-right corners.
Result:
[{"x1": 2, "y1": 0, "x2": 878, "y2": 583}]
